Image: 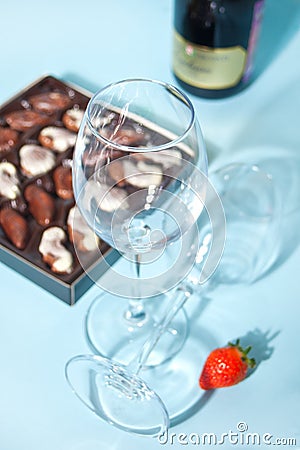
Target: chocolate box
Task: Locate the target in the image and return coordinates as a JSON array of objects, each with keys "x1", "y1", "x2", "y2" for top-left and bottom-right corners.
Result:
[{"x1": 0, "y1": 75, "x2": 119, "y2": 305}]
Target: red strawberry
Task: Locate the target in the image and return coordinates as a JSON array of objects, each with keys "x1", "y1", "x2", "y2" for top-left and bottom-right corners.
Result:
[{"x1": 199, "y1": 339, "x2": 256, "y2": 390}]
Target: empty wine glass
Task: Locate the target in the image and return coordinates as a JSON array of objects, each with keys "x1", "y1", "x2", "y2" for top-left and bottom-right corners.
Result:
[
  {"x1": 146, "y1": 162, "x2": 278, "y2": 344},
  {"x1": 189, "y1": 162, "x2": 279, "y2": 291},
  {"x1": 65, "y1": 162, "x2": 278, "y2": 436},
  {"x1": 72, "y1": 78, "x2": 208, "y2": 366}
]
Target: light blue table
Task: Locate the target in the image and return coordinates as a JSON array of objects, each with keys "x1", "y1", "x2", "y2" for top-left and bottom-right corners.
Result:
[{"x1": 1, "y1": 1, "x2": 300, "y2": 449}]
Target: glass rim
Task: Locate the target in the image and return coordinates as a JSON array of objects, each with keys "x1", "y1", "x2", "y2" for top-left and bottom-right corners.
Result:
[{"x1": 86, "y1": 77, "x2": 196, "y2": 153}]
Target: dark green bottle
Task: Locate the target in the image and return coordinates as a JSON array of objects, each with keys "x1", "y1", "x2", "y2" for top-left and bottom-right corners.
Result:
[{"x1": 172, "y1": 0, "x2": 265, "y2": 98}]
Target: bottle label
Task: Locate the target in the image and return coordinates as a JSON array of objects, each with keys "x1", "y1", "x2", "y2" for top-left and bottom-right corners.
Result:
[{"x1": 173, "y1": 30, "x2": 247, "y2": 90}]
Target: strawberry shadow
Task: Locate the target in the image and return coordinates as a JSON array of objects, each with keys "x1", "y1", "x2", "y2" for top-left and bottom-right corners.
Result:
[{"x1": 236, "y1": 328, "x2": 280, "y2": 377}]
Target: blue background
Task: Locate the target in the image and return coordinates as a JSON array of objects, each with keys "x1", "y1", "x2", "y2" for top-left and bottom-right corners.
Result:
[{"x1": 1, "y1": 1, "x2": 300, "y2": 449}]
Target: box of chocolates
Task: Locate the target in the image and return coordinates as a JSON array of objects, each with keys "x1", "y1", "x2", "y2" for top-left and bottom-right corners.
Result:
[{"x1": 0, "y1": 75, "x2": 119, "y2": 305}]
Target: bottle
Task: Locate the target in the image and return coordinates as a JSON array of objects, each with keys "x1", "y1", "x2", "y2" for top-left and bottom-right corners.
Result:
[{"x1": 172, "y1": 0, "x2": 265, "y2": 98}]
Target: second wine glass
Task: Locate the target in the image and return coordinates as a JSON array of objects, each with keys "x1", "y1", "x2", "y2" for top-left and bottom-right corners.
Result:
[{"x1": 72, "y1": 78, "x2": 208, "y2": 365}]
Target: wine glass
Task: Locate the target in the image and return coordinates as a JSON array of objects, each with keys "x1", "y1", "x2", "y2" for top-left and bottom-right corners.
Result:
[
  {"x1": 72, "y1": 78, "x2": 208, "y2": 365},
  {"x1": 137, "y1": 162, "x2": 280, "y2": 423},
  {"x1": 189, "y1": 162, "x2": 279, "y2": 290},
  {"x1": 154, "y1": 162, "x2": 278, "y2": 331},
  {"x1": 66, "y1": 162, "x2": 278, "y2": 436}
]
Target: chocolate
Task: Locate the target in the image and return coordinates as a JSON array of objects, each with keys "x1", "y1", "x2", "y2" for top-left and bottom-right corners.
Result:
[
  {"x1": 53, "y1": 165, "x2": 73, "y2": 199},
  {"x1": 39, "y1": 227, "x2": 73, "y2": 274},
  {"x1": 0, "y1": 127, "x2": 19, "y2": 152},
  {"x1": 82, "y1": 179, "x2": 129, "y2": 213},
  {"x1": 108, "y1": 158, "x2": 163, "y2": 188},
  {"x1": 35, "y1": 174, "x2": 55, "y2": 194},
  {"x1": 67, "y1": 206, "x2": 99, "y2": 252},
  {"x1": 134, "y1": 148, "x2": 183, "y2": 168},
  {"x1": 82, "y1": 147, "x2": 124, "y2": 170},
  {"x1": 0, "y1": 208, "x2": 29, "y2": 249},
  {"x1": 19, "y1": 144, "x2": 56, "y2": 177},
  {"x1": 106, "y1": 127, "x2": 145, "y2": 146},
  {"x1": 0, "y1": 162, "x2": 20, "y2": 199},
  {"x1": 62, "y1": 108, "x2": 84, "y2": 132},
  {"x1": 28, "y1": 92, "x2": 71, "y2": 115},
  {"x1": 38, "y1": 126, "x2": 77, "y2": 152},
  {"x1": 108, "y1": 160, "x2": 127, "y2": 187},
  {"x1": 24, "y1": 185, "x2": 55, "y2": 226},
  {"x1": 0, "y1": 75, "x2": 114, "y2": 304},
  {"x1": 5, "y1": 110, "x2": 49, "y2": 131}
]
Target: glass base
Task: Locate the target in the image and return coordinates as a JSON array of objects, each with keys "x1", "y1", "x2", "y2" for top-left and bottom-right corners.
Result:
[
  {"x1": 85, "y1": 292, "x2": 189, "y2": 367},
  {"x1": 65, "y1": 354, "x2": 169, "y2": 437},
  {"x1": 65, "y1": 328, "x2": 215, "y2": 437}
]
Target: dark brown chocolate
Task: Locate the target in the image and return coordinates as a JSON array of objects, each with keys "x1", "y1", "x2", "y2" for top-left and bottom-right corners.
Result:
[
  {"x1": 24, "y1": 185, "x2": 55, "y2": 226},
  {"x1": 0, "y1": 208, "x2": 29, "y2": 249},
  {"x1": 0, "y1": 127, "x2": 19, "y2": 152},
  {"x1": 108, "y1": 127, "x2": 145, "y2": 146},
  {"x1": 28, "y1": 92, "x2": 72, "y2": 115},
  {"x1": 53, "y1": 166, "x2": 73, "y2": 200},
  {"x1": 5, "y1": 110, "x2": 50, "y2": 131}
]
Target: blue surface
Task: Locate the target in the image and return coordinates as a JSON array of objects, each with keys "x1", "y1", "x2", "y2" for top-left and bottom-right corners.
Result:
[{"x1": 1, "y1": 1, "x2": 300, "y2": 448}]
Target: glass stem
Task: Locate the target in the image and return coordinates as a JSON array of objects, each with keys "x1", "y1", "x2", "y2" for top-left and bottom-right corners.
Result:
[
  {"x1": 123, "y1": 254, "x2": 147, "y2": 324},
  {"x1": 128, "y1": 283, "x2": 193, "y2": 376}
]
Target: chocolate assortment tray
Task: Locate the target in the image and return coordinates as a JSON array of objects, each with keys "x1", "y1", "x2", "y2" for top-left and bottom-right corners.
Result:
[{"x1": 0, "y1": 75, "x2": 119, "y2": 305}]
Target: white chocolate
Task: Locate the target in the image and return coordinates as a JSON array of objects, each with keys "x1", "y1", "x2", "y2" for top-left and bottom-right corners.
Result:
[
  {"x1": 0, "y1": 162, "x2": 20, "y2": 200},
  {"x1": 91, "y1": 113, "x2": 116, "y2": 130},
  {"x1": 64, "y1": 108, "x2": 84, "y2": 131},
  {"x1": 19, "y1": 144, "x2": 56, "y2": 177},
  {"x1": 83, "y1": 179, "x2": 128, "y2": 213},
  {"x1": 39, "y1": 227, "x2": 73, "y2": 274},
  {"x1": 121, "y1": 159, "x2": 163, "y2": 188},
  {"x1": 0, "y1": 162, "x2": 20, "y2": 199},
  {"x1": 140, "y1": 148, "x2": 182, "y2": 168},
  {"x1": 67, "y1": 206, "x2": 99, "y2": 252},
  {"x1": 39, "y1": 126, "x2": 77, "y2": 152}
]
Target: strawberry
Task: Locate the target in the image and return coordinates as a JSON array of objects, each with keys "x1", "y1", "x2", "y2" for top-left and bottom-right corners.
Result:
[{"x1": 199, "y1": 339, "x2": 256, "y2": 390}]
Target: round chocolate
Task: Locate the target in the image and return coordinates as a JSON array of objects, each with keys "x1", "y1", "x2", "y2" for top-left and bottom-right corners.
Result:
[
  {"x1": 5, "y1": 110, "x2": 49, "y2": 131},
  {"x1": 0, "y1": 127, "x2": 19, "y2": 152},
  {"x1": 28, "y1": 92, "x2": 71, "y2": 115}
]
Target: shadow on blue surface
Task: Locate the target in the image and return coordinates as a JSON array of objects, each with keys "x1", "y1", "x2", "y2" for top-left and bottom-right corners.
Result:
[
  {"x1": 171, "y1": 390, "x2": 214, "y2": 427},
  {"x1": 239, "y1": 328, "x2": 280, "y2": 377},
  {"x1": 254, "y1": 0, "x2": 300, "y2": 80},
  {"x1": 62, "y1": 72, "x2": 102, "y2": 95}
]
